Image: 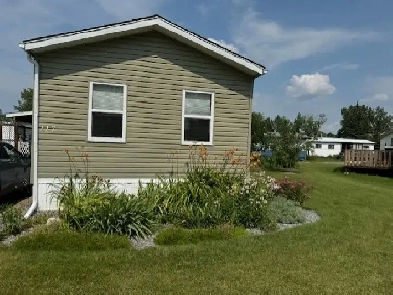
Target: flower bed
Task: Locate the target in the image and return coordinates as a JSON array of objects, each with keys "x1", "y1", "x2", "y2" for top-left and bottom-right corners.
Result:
[{"x1": 1, "y1": 146, "x2": 319, "y2": 248}]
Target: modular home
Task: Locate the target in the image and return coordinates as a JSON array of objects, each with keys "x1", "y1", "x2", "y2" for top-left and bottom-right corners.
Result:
[
  {"x1": 380, "y1": 129, "x2": 393, "y2": 150},
  {"x1": 19, "y1": 14, "x2": 267, "y2": 213},
  {"x1": 310, "y1": 137, "x2": 375, "y2": 157}
]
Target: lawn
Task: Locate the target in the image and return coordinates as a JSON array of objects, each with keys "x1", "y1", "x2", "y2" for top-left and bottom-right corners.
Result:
[{"x1": 1, "y1": 161, "x2": 392, "y2": 294}]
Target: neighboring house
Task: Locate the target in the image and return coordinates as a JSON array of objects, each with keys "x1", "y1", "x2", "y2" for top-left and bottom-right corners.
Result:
[
  {"x1": 380, "y1": 129, "x2": 393, "y2": 150},
  {"x1": 18, "y1": 14, "x2": 267, "y2": 212},
  {"x1": 1, "y1": 111, "x2": 32, "y2": 156},
  {"x1": 310, "y1": 137, "x2": 375, "y2": 157}
]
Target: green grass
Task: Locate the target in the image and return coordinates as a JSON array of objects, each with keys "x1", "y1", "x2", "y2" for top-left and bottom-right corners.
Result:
[
  {"x1": 12, "y1": 231, "x2": 131, "y2": 251},
  {"x1": 1, "y1": 162, "x2": 393, "y2": 293},
  {"x1": 154, "y1": 226, "x2": 248, "y2": 246}
]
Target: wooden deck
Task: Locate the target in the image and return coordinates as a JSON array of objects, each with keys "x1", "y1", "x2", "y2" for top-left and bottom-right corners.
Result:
[{"x1": 344, "y1": 150, "x2": 393, "y2": 169}]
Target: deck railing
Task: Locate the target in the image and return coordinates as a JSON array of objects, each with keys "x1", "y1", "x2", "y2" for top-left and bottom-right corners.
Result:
[{"x1": 344, "y1": 150, "x2": 393, "y2": 169}]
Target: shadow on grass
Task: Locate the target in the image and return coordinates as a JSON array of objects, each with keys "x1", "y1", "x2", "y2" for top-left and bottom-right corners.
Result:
[{"x1": 332, "y1": 166, "x2": 393, "y2": 179}]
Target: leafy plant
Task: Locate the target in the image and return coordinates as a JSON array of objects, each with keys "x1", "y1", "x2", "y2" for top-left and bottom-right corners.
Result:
[
  {"x1": 50, "y1": 148, "x2": 155, "y2": 238},
  {"x1": 141, "y1": 145, "x2": 276, "y2": 230},
  {"x1": 0, "y1": 205, "x2": 29, "y2": 237},
  {"x1": 154, "y1": 226, "x2": 248, "y2": 246},
  {"x1": 273, "y1": 177, "x2": 314, "y2": 207},
  {"x1": 268, "y1": 196, "x2": 306, "y2": 224}
]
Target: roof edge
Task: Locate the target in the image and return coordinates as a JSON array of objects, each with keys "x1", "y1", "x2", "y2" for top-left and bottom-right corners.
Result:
[{"x1": 19, "y1": 14, "x2": 266, "y2": 76}]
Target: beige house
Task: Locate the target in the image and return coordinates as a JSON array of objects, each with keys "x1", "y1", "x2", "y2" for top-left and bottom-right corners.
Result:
[{"x1": 19, "y1": 14, "x2": 267, "y2": 213}]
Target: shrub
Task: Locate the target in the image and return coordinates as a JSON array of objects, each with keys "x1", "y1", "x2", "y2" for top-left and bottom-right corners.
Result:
[
  {"x1": 154, "y1": 226, "x2": 248, "y2": 246},
  {"x1": 0, "y1": 205, "x2": 30, "y2": 237},
  {"x1": 50, "y1": 148, "x2": 155, "y2": 238},
  {"x1": 141, "y1": 146, "x2": 276, "y2": 230},
  {"x1": 268, "y1": 196, "x2": 306, "y2": 224},
  {"x1": 12, "y1": 231, "x2": 131, "y2": 251},
  {"x1": 273, "y1": 177, "x2": 314, "y2": 207}
]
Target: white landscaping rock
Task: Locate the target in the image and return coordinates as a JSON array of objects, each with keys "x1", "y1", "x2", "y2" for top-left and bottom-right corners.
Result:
[{"x1": 46, "y1": 217, "x2": 60, "y2": 225}]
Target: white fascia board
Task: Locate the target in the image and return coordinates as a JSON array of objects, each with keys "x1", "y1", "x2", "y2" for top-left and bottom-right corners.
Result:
[{"x1": 19, "y1": 18, "x2": 265, "y2": 76}]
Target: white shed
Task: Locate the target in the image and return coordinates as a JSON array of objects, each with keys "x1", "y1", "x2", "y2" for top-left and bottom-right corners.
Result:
[
  {"x1": 380, "y1": 129, "x2": 393, "y2": 150},
  {"x1": 309, "y1": 137, "x2": 375, "y2": 157}
]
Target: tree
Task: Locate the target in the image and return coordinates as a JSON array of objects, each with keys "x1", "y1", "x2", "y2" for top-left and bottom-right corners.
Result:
[
  {"x1": 293, "y1": 113, "x2": 327, "y2": 139},
  {"x1": 251, "y1": 112, "x2": 273, "y2": 151},
  {"x1": 263, "y1": 116, "x2": 304, "y2": 169},
  {"x1": 264, "y1": 113, "x2": 326, "y2": 169},
  {"x1": 14, "y1": 88, "x2": 33, "y2": 112},
  {"x1": 337, "y1": 103, "x2": 372, "y2": 139},
  {"x1": 369, "y1": 106, "x2": 392, "y2": 149},
  {"x1": 337, "y1": 103, "x2": 392, "y2": 149},
  {"x1": 325, "y1": 132, "x2": 335, "y2": 137}
]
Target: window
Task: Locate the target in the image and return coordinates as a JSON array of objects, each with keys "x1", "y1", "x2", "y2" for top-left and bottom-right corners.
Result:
[
  {"x1": 328, "y1": 144, "x2": 334, "y2": 149},
  {"x1": 182, "y1": 90, "x2": 214, "y2": 145},
  {"x1": 363, "y1": 145, "x2": 369, "y2": 150},
  {"x1": 391, "y1": 138, "x2": 393, "y2": 146},
  {"x1": 315, "y1": 144, "x2": 322, "y2": 149},
  {"x1": 88, "y1": 82, "x2": 127, "y2": 142}
]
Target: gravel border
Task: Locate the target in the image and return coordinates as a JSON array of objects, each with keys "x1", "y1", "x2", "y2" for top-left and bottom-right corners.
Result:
[
  {"x1": 1, "y1": 210, "x2": 321, "y2": 249},
  {"x1": 129, "y1": 209, "x2": 321, "y2": 250}
]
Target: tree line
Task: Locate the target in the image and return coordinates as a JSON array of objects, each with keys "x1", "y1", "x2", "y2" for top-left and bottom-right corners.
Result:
[{"x1": 252, "y1": 103, "x2": 392, "y2": 168}]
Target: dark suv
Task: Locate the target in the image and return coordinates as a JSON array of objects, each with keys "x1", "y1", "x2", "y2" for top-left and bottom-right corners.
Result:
[{"x1": 0, "y1": 142, "x2": 31, "y2": 198}]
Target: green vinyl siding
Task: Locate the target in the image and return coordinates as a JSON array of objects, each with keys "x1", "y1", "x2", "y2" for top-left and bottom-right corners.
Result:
[{"x1": 36, "y1": 31, "x2": 254, "y2": 179}]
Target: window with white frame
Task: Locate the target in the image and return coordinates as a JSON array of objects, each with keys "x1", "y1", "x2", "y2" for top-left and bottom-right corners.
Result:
[
  {"x1": 88, "y1": 82, "x2": 127, "y2": 142},
  {"x1": 315, "y1": 143, "x2": 322, "y2": 149},
  {"x1": 182, "y1": 90, "x2": 214, "y2": 145},
  {"x1": 328, "y1": 144, "x2": 334, "y2": 149}
]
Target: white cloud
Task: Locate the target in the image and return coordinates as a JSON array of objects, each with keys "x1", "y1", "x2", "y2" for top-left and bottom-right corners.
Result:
[
  {"x1": 286, "y1": 73, "x2": 336, "y2": 98},
  {"x1": 370, "y1": 93, "x2": 389, "y2": 101},
  {"x1": 365, "y1": 76, "x2": 393, "y2": 97},
  {"x1": 315, "y1": 63, "x2": 359, "y2": 73},
  {"x1": 208, "y1": 38, "x2": 239, "y2": 53},
  {"x1": 360, "y1": 93, "x2": 390, "y2": 103},
  {"x1": 197, "y1": 3, "x2": 210, "y2": 17},
  {"x1": 93, "y1": 0, "x2": 171, "y2": 20},
  {"x1": 230, "y1": 5, "x2": 381, "y2": 68}
]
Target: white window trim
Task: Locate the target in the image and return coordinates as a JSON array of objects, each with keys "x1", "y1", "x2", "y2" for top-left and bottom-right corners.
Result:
[
  {"x1": 87, "y1": 81, "x2": 127, "y2": 143},
  {"x1": 181, "y1": 90, "x2": 214, "y2": 146}
]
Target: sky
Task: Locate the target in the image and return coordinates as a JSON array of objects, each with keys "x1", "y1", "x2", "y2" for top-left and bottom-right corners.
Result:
[{"x1": 1, "y1": 0, "x2": 393, "y2": 133}]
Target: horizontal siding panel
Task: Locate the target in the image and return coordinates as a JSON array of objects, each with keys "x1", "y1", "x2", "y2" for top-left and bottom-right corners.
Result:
[
  {"x1": 40, "y1": 72, "x2": 249, "y2": 95},
  {"x1": 37, "y1": 31, "x2": 252, "y2": 178},
  {"x1": 41, "y1": 59, "x2": 249, "y2": 84},
  {"x1": 37, "y1": 150, "x2": 248, "y2": 159},
  {"x1": 38, "y1": 135, "x2": 247, "y2": 146},
  {"x1": 38, "y1": 92, "x2": 249, "y2": 109},
  {"x1": 39, "y1": 172, "x2": 186, "y2": 179}
]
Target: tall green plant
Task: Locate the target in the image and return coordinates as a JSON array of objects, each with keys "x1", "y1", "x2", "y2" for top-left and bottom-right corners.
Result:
[
  {"x1": 141, "y1": 145, "x2": 276, "y2": 230},
  {"x1": 49, "y1": 148, "x2": 154, "y2": 238}
]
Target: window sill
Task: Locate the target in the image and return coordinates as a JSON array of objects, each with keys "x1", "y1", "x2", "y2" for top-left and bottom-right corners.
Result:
[
  {"x1": 88, "y1": 137, "x2": 126, "y2": 143},
  {"x1": 182, "y1": 141, "x2": 213, "y2": 146}
]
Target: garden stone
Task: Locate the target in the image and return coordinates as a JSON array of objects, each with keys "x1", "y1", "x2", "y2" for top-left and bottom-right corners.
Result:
[{"x1": 46, "y1": 217, "x2": 60, "y2": 225}]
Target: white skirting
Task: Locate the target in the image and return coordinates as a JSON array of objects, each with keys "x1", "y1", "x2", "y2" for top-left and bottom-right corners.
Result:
[{"x1": 37, "y1": 178, "x2": 158, "y2": 211}]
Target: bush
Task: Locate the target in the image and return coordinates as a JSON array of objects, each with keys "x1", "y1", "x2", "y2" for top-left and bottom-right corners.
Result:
[
  {"x1": 50, "y1": 148, "x2": 155, "y2": 238},
  {"x1": 141, "y1": 146, "x2": 276, "y2": 230},
  {"x1": 0, "y1": 205, "x2": 30, "y2": 237},
  {"x1": 268, "y1": 197, "x2": 306, "y2": 224},
  {"x1": 12, "y1": 231, "x2": 131, "y2": 251},
  {"x1": 273, "y1": 177, "x2": 313, "y2": 207},
  {"x1": 154, "y1": 226, "x2": 248, "y2": 246}
]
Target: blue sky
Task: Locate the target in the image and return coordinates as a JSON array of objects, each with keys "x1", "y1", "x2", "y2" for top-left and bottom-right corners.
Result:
[{"x1": 1, "y1": 0, "x2": 393, "y2": 132}]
